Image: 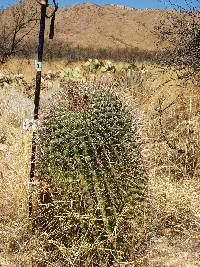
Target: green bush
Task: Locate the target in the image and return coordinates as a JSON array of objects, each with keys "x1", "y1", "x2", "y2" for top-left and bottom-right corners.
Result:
[{"x1": 38, "y1": 87, "x2": 145, "y2": 266}]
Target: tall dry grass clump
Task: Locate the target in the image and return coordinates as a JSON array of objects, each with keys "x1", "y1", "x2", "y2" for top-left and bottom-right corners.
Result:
[
  {"x1": 146, "y1": 94, "x2": 200, "y2": 266},
  {"x1": 0, "y1": 87, "x2": 33, "y2": 266},
  {"x1": 124, "y1": 64, "x2": 200, "y2": 266}
]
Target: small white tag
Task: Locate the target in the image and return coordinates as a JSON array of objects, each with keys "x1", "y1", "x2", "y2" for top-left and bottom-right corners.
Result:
[
  {"x1": 35, "y1": 61, "x2": 42, "y2": 71},
  {"x1": 23, "y1": 119, "x2": 36, "y2": 131}
]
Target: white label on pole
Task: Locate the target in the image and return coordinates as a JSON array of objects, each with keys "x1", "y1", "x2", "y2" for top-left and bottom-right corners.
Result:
[
  {"x1": 35, "y1": 60, "x2": 42, "y2": 71},
  {"x1": 23, "y1": 119, "x2": 36, "y2": 131}
]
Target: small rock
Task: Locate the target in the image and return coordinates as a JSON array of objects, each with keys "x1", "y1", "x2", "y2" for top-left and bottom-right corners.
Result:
[
  {"x1": 0, "y1": 73, "x2": 5, "y2": 80},
  {"x1": 0, "y1": 143, "x2": 8, "y2": 152},
  {"x1": 18, "y1": 74, "x2": 24, "y2": 79}
]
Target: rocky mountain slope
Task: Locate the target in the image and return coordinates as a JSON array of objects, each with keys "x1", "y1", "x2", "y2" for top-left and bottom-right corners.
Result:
[{"x1": 53, "y1": 3, "x2": 166, "y2": 51}]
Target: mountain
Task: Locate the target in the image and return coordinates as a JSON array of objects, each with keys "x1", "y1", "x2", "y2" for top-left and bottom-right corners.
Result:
[
  {"x1": 1, "y1": 1, "x2": 170, "y2": 61},
  {"x1": 53, "y1": 3, "x2": 166, "y2": 51}
]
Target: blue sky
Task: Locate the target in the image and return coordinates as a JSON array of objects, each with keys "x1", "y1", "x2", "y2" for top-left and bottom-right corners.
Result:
[{"x1": 0, "y1": 0, "x2": 199, "y2": 9}]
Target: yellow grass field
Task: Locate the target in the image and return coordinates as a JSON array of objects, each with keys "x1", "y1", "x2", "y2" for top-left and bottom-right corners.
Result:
[{"x1": 0, "y1": 58, "x2": 200, "y2": 266}]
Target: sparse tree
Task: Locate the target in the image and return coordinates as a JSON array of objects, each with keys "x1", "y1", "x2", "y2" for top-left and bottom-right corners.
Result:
[
  {"x1": 157, "y1": 0, "x2": 200, "y2": 79},
  {"x1": 0, "y1": 0, "x2": 39, "y2": 63}
]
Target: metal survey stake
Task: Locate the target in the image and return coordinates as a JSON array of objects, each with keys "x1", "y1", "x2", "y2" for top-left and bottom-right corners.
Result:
[{"x1": 29, "y1": 0, "x2": 58, "y2": 217}]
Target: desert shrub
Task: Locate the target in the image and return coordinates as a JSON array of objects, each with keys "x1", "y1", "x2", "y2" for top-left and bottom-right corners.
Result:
[
  {"x1": 37, "y1": 86, "x2": 145, "y2": 266},
  {"x1": 157, "y1": 1, "x2": 200, "y2": 80}
]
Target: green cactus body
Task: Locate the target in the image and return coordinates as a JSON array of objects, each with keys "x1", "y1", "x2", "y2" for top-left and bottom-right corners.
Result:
[{"x1": 39, "y1": 88, "x2": 145, "y2": 264}]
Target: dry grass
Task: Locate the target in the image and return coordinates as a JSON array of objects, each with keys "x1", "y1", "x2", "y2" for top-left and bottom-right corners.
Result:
[
  {"x1": 0, "y1": 61, "x2": 200, "y2": 266},
  {"x1": 128, "y1": 64, "x2": 200, "y2": 267},
  {"x1": 0, "y1": 58, "x2": 70, "y2": 81},
  {"x1": 0, "y1": 87, "x2": 33, "y2": 266},
  {"x1": 146, "y1": 175, "x2": 200, "y2": 267}
]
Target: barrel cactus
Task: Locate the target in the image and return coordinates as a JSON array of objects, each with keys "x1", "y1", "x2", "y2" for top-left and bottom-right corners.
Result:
[{"x1": 38, "y1": 85, "x2": 145, "y2": 265}]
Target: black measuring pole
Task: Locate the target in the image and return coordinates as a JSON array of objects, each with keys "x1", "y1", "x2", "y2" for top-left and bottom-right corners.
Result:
[{"x1": 29, "y1": 1, "x2": 48, "y2": 217}]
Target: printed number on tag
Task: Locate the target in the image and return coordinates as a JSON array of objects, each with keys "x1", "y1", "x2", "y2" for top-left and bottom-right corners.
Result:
[{"x1": 35, "y1": 61, "x2": 42, "y2": 71}]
